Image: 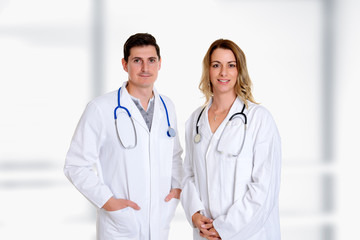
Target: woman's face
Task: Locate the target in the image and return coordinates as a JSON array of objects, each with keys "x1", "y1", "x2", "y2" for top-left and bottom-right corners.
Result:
[{"x1": 209, "y1": 48, "x2": 238, "y2": 96}]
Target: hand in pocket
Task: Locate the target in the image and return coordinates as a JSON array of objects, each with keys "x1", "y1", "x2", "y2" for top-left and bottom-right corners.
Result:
[{"x1": 102, "y1": 197, "x2": 141, "y2": 211}]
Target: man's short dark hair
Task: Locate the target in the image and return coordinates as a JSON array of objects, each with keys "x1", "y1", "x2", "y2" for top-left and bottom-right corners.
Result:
[{"x1": 123, "y1": 33, "x2": 161, "y2": 62}]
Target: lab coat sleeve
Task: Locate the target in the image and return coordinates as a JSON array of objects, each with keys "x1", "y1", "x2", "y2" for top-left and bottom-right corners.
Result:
[
  {"x1": 64, "y1": 101, "x2": 113, "y2": 209},
  {"x1": 213, "y1": 107, "x2": 282, "y2": 240},
  {"x1": 170, "y1": 102, "x2": 183, "y2": 189},
  {"x1": 180, "y1": 116, "x2": 206, "y2": 228}
]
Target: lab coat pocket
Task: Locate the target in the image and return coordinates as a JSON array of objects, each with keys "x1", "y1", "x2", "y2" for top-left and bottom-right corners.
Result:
[
  {"x1": 98, "y1": 207, "x2": 139, "y2": 240},
  {"x1": 161, "y1": 198, "x2": 180, "y2": 239},
  {"x1": 217, "y1": 120, "x2": 246, "y2": 157}
]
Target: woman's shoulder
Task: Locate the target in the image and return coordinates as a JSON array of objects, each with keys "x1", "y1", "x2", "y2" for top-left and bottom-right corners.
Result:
[
  {"x1": 189, "y1": 105, "x2": 206, "y2": 119},
  {"x1": 247, "y1": 101, "x2": 273, "y2": 119},
  {"x1": 185, "y1": 105, "x2": 206, "y2": 127},
  {"x1": 246, "y1": 102, "x2": 279, "y2": 134}
]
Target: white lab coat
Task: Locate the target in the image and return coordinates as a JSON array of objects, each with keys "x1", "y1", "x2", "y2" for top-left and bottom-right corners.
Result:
[
  {"x1": 181, "y1": 97, "x2": 281, "y2": 240},
  {"x1": 64, "y1": 81, "x2": 183, "y2": 240}
]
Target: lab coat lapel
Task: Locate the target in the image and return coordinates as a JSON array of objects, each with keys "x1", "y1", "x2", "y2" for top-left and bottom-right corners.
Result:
[
  {"x1": 232, "y1": 97, "x2": 245, "y2": 114},
  {"x1": 212, "y1": 97, "x2": 244, "y2": 139},
  {"x1": 151, "y1": 88, "x2": 165, "y2": 133},
  {"x1": 216, "y1": 97, "x2": 247, "y2": 156},
  {"x1": 197, "y1": 103, "x2": 212, "y2": 142},
  {"x1": 119, "y1": 82, "x2": 149, "y2": 133}
]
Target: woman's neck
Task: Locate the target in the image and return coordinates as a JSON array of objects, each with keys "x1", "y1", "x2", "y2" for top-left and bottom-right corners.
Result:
[
  {"x1": 208, "y1": 92, "x2": 237, "y2": 133},
  {"x1": 211, "y1": 92, "x2": 237, "y2": 113}
]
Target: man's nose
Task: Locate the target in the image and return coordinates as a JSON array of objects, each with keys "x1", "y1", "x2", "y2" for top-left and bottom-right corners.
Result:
[{"x1": 141, "y1": 62, "x2": 149, "y2": 72}]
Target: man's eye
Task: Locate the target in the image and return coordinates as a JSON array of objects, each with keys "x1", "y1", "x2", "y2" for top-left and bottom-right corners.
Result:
[
  {"x1": 149, "y1": 58, "x2": 156, "y2": 63},
  {"x1": 134, "y1": 59, "x2": 141, "y2": 63}
]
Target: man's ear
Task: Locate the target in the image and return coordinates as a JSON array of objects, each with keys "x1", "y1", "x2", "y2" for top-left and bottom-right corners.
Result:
[
  {"x1": 158, "y1": 58, "x2": 162, "y2": 71},
  {"x1": 122, "y1": 58, "x2": 128, "y2": 72}
]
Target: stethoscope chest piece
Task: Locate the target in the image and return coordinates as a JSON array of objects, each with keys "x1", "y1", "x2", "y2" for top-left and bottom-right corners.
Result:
[
  {"x1": 194, "y1": 134, "x2": 201, "y2": 143},
  {"x1": 167, "y1": 127, "x2": 176, "y2": 137}
]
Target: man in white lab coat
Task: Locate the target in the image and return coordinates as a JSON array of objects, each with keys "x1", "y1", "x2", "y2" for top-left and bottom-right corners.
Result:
[{"x1": 64, "y1": 33, "x2": 183, "y2": 240}]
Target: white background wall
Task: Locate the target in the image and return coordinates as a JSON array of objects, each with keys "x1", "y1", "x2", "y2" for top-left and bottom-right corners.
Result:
[{"x1": 0, "y1": 0, "x2": 359, "y2": 239}]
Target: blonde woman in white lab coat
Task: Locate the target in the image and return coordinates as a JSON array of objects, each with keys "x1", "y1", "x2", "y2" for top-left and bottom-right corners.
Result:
[{"x1": 181, "y1": 39, "x2": 281, "y2": 240}]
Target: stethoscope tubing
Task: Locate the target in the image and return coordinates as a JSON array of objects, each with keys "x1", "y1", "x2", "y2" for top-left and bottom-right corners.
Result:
[
  {"x1": 114, "y1": 87, "x2": 131, "y2": 119},
  {"x1": 195, "y1": 102, "x2": 247, "y2": 143},
  {"x1": 229, "y1": 104, "x2": 247, "y2": 124},
  {"x1": 114, "y1": 87, "x2": 175, "y2": 149},
  {"x1": 159, "y1": 94, "x2": 174, "y2": 137},
  {"x1": 195, "y1": 107, "x2": 206, "y2": 138}
]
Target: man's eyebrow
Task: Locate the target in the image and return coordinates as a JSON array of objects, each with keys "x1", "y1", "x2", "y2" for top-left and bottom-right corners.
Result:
[{"x1": 131, "y1": 56, "x2": 157, "y2": 60}]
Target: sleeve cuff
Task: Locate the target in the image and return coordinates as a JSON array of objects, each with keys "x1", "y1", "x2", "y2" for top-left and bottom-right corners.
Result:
[{"x1": 93, "y1": 188, "x2": 114, "y2": 209}]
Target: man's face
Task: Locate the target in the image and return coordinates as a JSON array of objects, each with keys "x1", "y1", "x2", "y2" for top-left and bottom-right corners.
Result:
[{"x1": 122, "y1": 45, "x2": 161, "y2": 89}]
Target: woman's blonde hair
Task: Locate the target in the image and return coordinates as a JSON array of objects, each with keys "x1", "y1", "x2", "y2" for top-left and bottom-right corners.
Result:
[{"x1": 199, "y1": 39, "x2": 257, "y2": 107}]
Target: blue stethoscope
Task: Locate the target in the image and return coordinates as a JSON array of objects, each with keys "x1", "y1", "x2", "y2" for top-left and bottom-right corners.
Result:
[
  {"x1": 114, "y1": 87, "x2": 176, "y2": 149},
  {"x1": 194, "y1": 103, "x2": 247, "y2": 143}
]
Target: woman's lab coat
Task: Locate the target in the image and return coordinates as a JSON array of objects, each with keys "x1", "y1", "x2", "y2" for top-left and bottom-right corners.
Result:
[
  {"x1": 181, "y1": 97, "x2": 281, "y2": 240},
  {"x1": 64, "y1": 82, "x2": 183, "y2": 240}
]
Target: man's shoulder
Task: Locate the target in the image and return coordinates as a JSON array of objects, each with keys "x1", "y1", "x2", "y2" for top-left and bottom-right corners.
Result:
[{"x1": 90, "y1": 90, "x2": 117, "y2": 106}]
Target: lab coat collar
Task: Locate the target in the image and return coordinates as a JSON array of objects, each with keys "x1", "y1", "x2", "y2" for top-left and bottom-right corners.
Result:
[{"x1": 119, "y1": 81, "x2": 154, "y2": 132}]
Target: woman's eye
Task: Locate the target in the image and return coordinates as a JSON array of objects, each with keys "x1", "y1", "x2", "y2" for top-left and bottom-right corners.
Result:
[
  {"x1": 212, "y1": 64, "x2": 219, "y2": 68},
  {"x1": 229, "y1": 63, "x2": 236, "y2": 68}
]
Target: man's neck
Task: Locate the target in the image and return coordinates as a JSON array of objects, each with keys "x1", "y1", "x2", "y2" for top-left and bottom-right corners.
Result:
[{"x1": 126, "y1": 82, "x2": 154, "y2": 111}]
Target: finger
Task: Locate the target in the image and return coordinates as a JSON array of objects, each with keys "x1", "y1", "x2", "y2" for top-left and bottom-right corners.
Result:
[
  {"x1": 172, "y1": 188, "x2": 181, "y2": 199},
  {"x1": 201, "y1": 223, "x2": 214, "y2": 229},
  {"x1": 126, "y1": 200, "x2": 141, "y2": 210},
  {"x1": 200, "y1": 215, "x2": 214, "y2": 223},
  {"x1": 200, "y1": 228, "x2": 217, "y2": 236},
  {"x1": 208, "y1": 228, "x2": 220, "y2": 238},
  {"x1": 204, "y1": 234, "x2": 219, "y2": 240},
  {"x1": 199, "y1": 230, "x2": 210, "y2": 239},
  {"x1": 164, "y1": 192, "x2": 174, "y2": 202}
]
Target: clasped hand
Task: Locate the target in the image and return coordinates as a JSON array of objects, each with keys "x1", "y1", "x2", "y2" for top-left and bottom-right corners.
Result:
[{"x1": 192, "y1": 212, "x2": 221, "y2": 240}]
